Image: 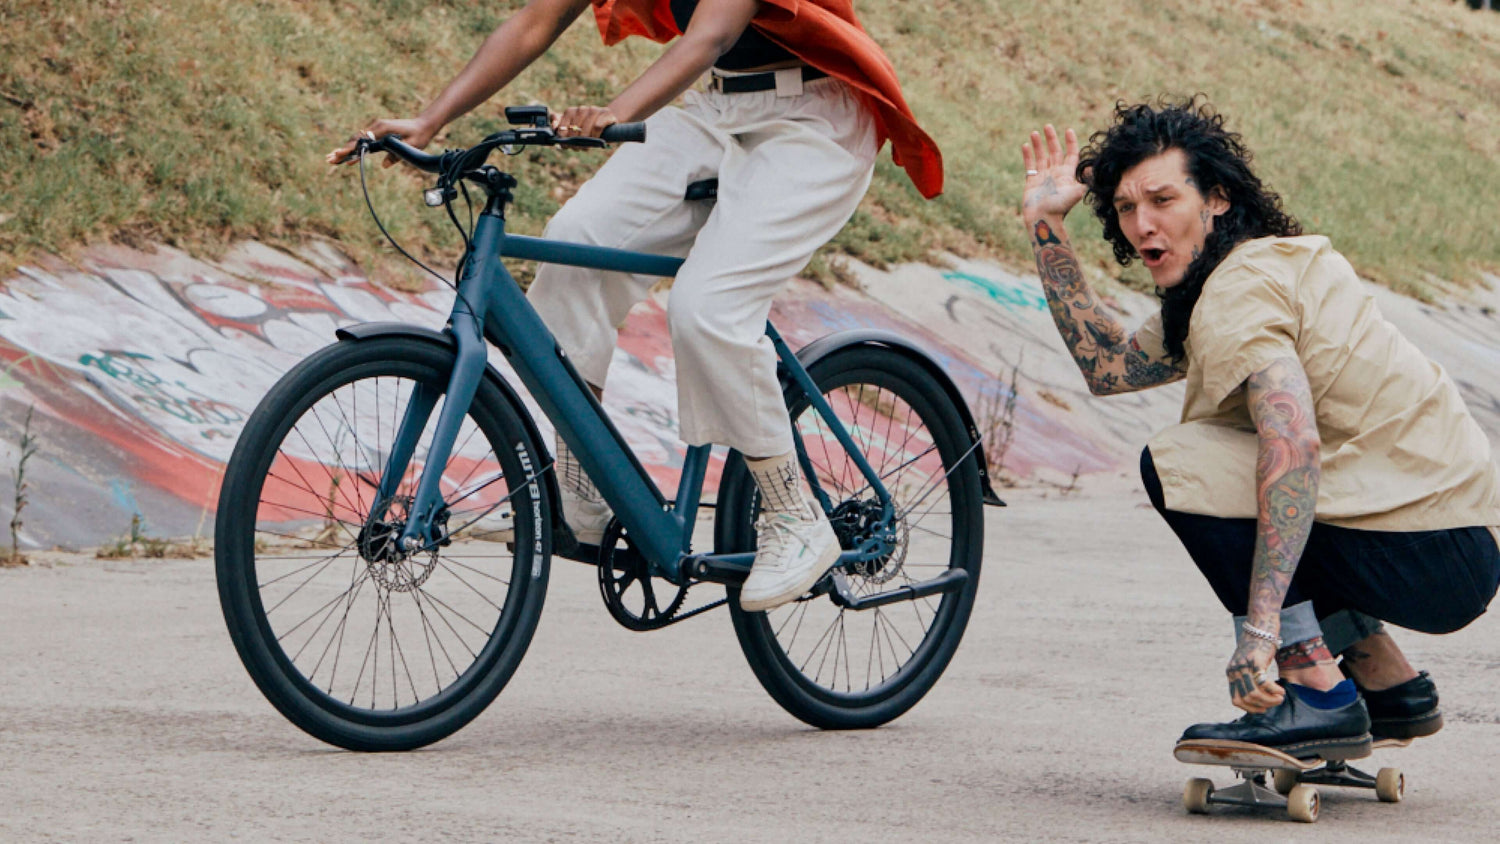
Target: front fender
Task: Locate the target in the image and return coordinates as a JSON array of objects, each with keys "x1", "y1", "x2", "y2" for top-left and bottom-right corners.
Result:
[{"x1": 790, "y1": 329, "x2": 1005, "y2": 507}]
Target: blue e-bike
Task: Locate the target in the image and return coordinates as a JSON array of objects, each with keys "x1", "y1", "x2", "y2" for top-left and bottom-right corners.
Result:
[{"x1": 215, "y1": 107, "x2": 1003, "y2": 750}]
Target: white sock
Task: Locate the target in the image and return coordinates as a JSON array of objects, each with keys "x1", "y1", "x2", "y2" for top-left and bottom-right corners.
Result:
[
  {"x1": 746, "y1": 452, "x2": 818, "y2": 521},
  {"x1": 556, "y1": 437, "x2": 601, "y2": 502}
]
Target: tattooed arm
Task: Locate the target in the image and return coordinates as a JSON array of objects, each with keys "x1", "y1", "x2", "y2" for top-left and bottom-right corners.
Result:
[
  {"x1": 1224, "y1": 356, "x2": 1323, "y2": 713},
  {"x1": 1021, "y1": 126, "x2": 1185, "y2": 396},
  {"x1": 1028, "y1": 218, "x2": 1184, "y2": 395}
]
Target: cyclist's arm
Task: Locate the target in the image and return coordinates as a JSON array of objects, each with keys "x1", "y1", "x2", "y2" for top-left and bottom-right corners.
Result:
[
  {"x1": 417, "y1": 0, "x2": 594, "y2": 134},
  {"x1": 1028, "y1": 216, "x2": 1184, "y2": 396},
  {"x1": 606, "y1": 0, "x2": 762, "y2": 122},
  {"x1": 328, "y1": 0, "x2": 592, "y2": 163}
]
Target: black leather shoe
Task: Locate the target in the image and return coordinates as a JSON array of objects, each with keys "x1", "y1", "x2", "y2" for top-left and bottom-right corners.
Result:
[
  {"x1": 1356, "y1": 670, "x2": 1444, "y2": 740},
  {"x1": 1179, "y1": 683, "x2": 1373, "y2": 760}
]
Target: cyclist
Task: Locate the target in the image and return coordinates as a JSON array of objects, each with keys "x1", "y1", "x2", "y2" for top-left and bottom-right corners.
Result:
[
  {"x1": 329, "y1": 0, "x2": 941, "y2": 611},
  {"x1": 1019, "y1": 100, "x2": 1500, "y2": 756}
]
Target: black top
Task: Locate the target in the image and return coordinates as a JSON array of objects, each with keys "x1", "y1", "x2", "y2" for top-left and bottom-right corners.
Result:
[{"x1": 669, "y1": 0, "x2": 797, "y2": 71}]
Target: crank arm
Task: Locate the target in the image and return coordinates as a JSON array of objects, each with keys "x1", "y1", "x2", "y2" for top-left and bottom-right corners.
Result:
[
  {"x1": 825, "y1": 568, "x2": 969, "y2": 611},
  {"x1": 680, "y1": 553, "x2": 968, "y2": 611}
]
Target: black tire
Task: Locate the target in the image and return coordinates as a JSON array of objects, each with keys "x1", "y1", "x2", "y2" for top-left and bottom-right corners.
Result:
[
  {"x1": 216, "y1": 336, "x2": 550, "y2": 751},
  {"x1": 718, "y1": 345, "x2": 983, "y2": 729}
]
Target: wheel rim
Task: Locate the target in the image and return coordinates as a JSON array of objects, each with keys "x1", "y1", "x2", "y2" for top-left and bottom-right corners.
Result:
[
  {"x1": 244, "y1": 367, "x2": 530, "y2": 722},
  {"x1": 750, "y1": 369, "x2": 976, "y2": 702}
]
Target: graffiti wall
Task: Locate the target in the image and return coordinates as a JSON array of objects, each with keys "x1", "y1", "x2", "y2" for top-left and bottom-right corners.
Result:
[{"x1": 1, "y1": 242, "x2": 1496, "y2": 550}]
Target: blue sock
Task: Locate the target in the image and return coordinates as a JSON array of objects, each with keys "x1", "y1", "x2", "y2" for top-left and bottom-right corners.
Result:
[{"x1": 1289, "y1": 679, "x2": 1358, "y2": 709}]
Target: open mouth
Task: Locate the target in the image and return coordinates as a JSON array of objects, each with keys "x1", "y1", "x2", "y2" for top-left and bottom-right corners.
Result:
[{"x1": 1140, "y1": 247, "x2": 1168, "y2": 267}]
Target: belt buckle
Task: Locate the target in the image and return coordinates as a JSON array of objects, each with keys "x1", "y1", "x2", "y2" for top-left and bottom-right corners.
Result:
[{"x1": 773, "y1": 67, "x2": 803, "y2": 97}]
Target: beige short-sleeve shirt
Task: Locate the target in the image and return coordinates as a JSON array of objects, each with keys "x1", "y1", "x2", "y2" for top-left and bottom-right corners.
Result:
[{"x1": 1146, "y1": 235, "x2": 1500, "y2": 539}]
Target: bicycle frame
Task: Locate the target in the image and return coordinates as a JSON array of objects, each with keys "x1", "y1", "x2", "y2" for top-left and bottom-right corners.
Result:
[{"x1": 380, "y1": 194, "x2": 896, "y2": 586}]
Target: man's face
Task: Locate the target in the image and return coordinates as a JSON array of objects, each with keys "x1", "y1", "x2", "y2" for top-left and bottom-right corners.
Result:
[{"x1": 1112, "y1": 148, "x2": 1229, "y2": 289}]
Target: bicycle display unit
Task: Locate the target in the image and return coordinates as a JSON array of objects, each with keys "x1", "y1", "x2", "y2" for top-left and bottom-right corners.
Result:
[{"x1": 215, "y1": 106, "x2": 1004, "y2": 750}]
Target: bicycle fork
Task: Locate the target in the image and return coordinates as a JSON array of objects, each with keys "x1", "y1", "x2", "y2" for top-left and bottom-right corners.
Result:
[{"x1": 381, "y1": 249, "x2": 496, "y2": 555}]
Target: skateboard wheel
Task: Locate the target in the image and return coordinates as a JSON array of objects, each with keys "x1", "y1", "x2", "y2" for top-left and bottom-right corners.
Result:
[
  {"x1": 1287, "y1": 784, "x2": 1320, "y2": 823},
  {"x1": 1272, "y1": 768, "x2": 1299, "y2": 795},
  {"x1": 1375, "y1": 767, "x2": 1404, "y2": 803},
  {"x1": 1183, "y1": 778, "x2": 1214, "y2": 814}
]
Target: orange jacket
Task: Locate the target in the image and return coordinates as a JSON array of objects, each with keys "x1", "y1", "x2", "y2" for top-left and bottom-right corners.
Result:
[{"x1": 591, "y1": 0, "x2": 943, "y2": 198}]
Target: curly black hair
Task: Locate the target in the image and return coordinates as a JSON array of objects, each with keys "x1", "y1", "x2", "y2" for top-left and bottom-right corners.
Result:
[{"x1": 1077, "y1": 97, "x2": 1301, "y2": 360}]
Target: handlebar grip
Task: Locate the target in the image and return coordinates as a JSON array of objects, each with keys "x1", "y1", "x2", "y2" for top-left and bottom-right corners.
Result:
[
  {"x1": 378, "y1": 136, "x2": 441, "y2": 173},
  {"x1": 600, "y1": 123, "x2": 646, "y2": 144}
]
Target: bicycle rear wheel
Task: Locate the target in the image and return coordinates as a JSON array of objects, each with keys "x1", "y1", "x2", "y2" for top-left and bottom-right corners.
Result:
[
  {"x1": 216, "y1": 336, "x2": 550, "y2": 751},
  {"x1": 718, "y1": 345, "x2": 984, "y2": 729}
]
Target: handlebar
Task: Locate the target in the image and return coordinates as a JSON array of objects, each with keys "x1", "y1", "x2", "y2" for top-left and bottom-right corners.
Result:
[{"x1": 347, "y1": 119, "x2": 647, "y2": 175}]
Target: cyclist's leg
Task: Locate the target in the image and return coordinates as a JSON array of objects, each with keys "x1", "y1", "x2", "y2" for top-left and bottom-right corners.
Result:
[
  {"x1": 527, "y1": 100, "x2": 727, "y2": 538},
  {"x1": 527, "y1": 103, "x2": 724, "y2": 389},
  {"x1": 666, "y1": 79, "x2": 876, "y2": 609},
  {"x1": 669, "y1": 79, "x2": 877, "y2": 458}
]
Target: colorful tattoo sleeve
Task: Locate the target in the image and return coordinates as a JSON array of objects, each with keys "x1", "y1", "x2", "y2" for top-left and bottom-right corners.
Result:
[
  {"x1": 1029, "y1": 219, "x2": 1185, "y2": 395},
  {"x1": 1245, "y1": 357, "x2": 1322, "y2": 632}
]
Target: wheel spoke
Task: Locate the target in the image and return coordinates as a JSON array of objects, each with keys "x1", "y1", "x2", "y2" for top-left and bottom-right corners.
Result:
[
  {"x1": 737, "y1": 351, "x2": 979, "y2": 725},
  {"x1": 222, "y1": 347, "x2": 544, "y2": 744}
]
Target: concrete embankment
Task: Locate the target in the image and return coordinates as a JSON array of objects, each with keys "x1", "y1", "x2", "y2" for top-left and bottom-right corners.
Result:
[{"x1": 0, "y1": 242, "x2": 1496, "y2": 549}]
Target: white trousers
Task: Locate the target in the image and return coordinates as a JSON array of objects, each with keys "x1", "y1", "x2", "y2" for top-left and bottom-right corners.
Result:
[{"x1": 527, "y1": 77, "x2": 877, "y2": 457}]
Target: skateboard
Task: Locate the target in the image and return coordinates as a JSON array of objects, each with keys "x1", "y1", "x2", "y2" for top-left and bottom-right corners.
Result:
[{"x1": 1174, "y1": 737, "x2": 1410, "y2": 822}]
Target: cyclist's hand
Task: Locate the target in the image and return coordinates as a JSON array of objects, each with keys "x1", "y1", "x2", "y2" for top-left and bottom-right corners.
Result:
[
  {"x1": 1021, "y1": 124, "x2": 1087, "y2": 223},
  {"x1": 552, "y1": 105, "x2": 618, "y2": 139},
  {"x1": 327, "y1": 117, "x2": 439, "y2": 168}
]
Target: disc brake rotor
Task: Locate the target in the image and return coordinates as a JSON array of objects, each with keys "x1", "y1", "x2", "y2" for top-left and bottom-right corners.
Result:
[
  {"x1": 829, "y1": 498, "x2": 907, "y2": 584},
  {"x1": 357, "y1": 494, "x2": 438, "y2": 593}
]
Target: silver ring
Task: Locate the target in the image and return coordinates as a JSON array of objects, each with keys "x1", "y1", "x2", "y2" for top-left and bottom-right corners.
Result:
[
  {"x1": 1253, "y1": 670, "x2": 1269, "y2": 686},
  {"x1": 1025, "y1": 169, "x2": 1039, "y2": 176}
]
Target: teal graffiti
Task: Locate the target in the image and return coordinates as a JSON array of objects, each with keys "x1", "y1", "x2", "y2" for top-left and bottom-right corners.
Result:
[
  {"x1": 943, "y1": 271, "x2": 1047, "y2": 313},
  {"x1": 80, "y1": 350, "x2": 244, "y2": 435}
]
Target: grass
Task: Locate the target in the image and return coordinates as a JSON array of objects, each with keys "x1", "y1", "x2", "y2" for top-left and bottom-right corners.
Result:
[
  {"x1": 5, "y1": 404, "x2": 37, "y2": 566},
  {"x1": 976, "y1": 352, "x2": 1022, "y2": 486},
  {"x1": 3, "y1": 0, "x2": 1499, "y2": 294},
  {"x1": 95, "y1": 513, "x2": 210, "y2": 560}
]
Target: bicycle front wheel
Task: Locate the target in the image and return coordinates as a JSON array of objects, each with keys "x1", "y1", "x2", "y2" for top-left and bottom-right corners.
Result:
[
  {"x1": 216, "y1": 336, "x2": 550, "y2": 751},
  {"x1": 719, "y1": 345, "x2": 984, "y2": 729}
]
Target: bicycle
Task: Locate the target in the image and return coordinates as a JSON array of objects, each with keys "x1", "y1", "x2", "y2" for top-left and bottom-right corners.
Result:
[{"x1": 215, "y1": 106, "x2": 1005, "y2": 751}]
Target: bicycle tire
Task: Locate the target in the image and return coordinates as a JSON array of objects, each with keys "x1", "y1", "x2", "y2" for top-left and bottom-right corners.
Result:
[
  {"x1": 216, "y1": 336, "x2": 550, "y2": 751},
  {"x1": 719, "y1": 345, "x2": 983, "y2": 729}
]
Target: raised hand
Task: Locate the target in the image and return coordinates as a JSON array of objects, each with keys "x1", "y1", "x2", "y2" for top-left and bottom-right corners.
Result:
[{"x1": 1021, "y1": 125, "x2": 1087, "y2": 223}]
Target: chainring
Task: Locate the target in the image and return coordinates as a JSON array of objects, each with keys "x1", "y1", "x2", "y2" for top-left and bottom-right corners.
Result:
[{"x1": 596, "y1": 518, "x2": 689, "y2": 631}]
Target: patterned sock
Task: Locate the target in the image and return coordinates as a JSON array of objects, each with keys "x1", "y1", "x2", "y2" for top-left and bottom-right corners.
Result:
[
  {"x1": 746, "y1": 452, "x2": 817, "y2": 521},
  {"x1": 556, "y1": 437, "x2": 601, "y2": 502}
]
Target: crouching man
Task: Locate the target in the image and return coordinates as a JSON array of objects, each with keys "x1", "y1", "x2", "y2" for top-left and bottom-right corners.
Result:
[{"x1": 1019, "y1": 99, "x2": 1500, "y2": 756}]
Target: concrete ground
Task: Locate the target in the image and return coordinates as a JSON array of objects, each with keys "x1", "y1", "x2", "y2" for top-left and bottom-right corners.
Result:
[{"x1": 2, "y1": 482, "x2": 1498, "y2": 843}]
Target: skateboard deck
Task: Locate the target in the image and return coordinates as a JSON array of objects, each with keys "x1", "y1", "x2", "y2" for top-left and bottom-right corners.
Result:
[{"x1": 1175, "y1": 737, "x2": 1410, "y2": 822}]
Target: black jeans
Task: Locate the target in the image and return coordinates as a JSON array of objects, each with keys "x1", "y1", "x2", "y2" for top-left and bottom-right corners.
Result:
[{"x1": 1141, "y1": 447, "x2": 1500, "y2": 640}]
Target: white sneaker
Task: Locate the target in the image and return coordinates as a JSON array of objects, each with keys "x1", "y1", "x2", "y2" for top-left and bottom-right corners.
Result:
[
  {"x1": 739, "y1": 511, "x2": 841, "y2": 612},
  {"x1": 560, "y1": 488, "x2": 613, "y2": 545}
]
